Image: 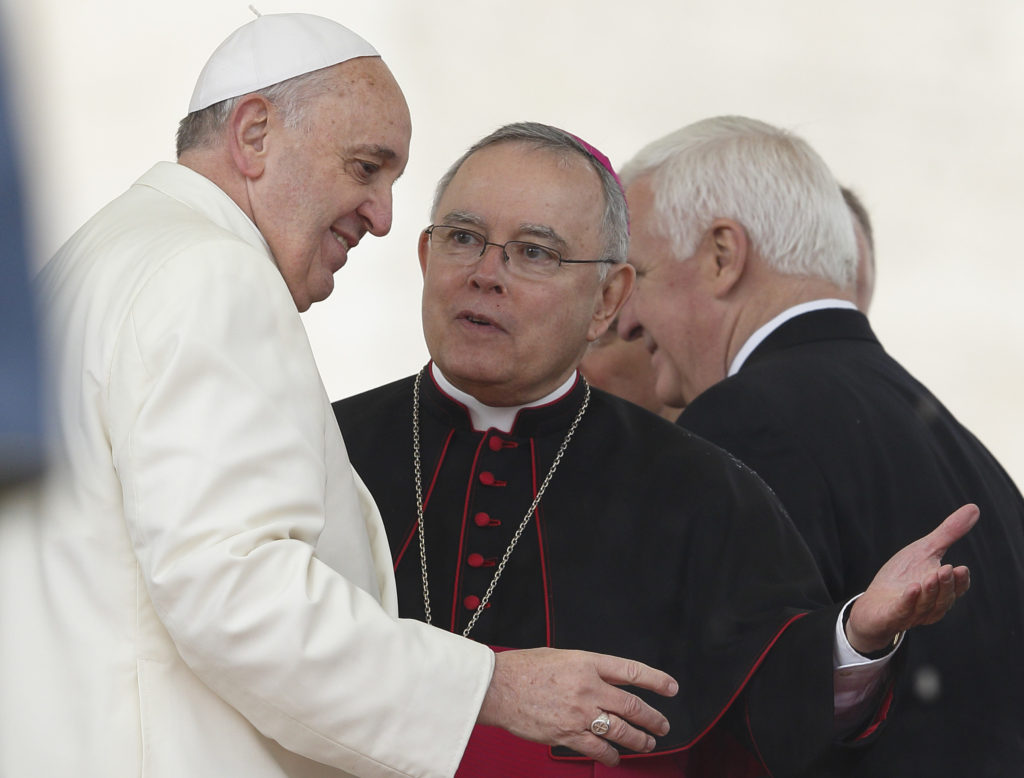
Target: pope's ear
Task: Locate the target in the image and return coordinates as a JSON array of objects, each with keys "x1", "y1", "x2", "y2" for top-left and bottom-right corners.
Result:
[
  {"x1": 228, "y1": 95, "x2": 271, "y2": 179},
  {"x1": 587, "y1": 262, "x2": 635, "y2": 342},
  {"x1": 708, "y1": 218, "x2": 748, "y2": 297}
]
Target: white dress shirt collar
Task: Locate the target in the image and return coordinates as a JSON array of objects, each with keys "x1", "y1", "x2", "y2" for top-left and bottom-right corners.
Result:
[{"x1": 728, "y1": 299, "x2": 858, "y2": 377}]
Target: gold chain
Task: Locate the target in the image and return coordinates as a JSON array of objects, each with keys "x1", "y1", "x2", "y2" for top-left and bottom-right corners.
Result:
[{"x1": 412, "y1": 369, "x2": 590, "y2": 637}]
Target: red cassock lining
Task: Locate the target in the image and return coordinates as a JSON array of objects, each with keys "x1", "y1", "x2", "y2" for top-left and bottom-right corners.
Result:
[
  {"x1": 456, "y1": 618, "x2": 812, "y2": 778},
  {"x1": 457, "y1": 718, "x2": 765, "y2": 777}
]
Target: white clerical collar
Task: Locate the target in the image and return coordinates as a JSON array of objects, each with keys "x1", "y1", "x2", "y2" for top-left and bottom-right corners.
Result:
[
  {"x1": 728, "y1": 299, "x2": 858, "y2": 377},
  {"x1": 430, "y1": 363, "x2": 578, "y2": 433}
]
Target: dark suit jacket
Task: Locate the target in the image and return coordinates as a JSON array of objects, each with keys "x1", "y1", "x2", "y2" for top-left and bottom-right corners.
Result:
[{"x1": 680, "y1": 307, "x2": 1024, "y2": 776}]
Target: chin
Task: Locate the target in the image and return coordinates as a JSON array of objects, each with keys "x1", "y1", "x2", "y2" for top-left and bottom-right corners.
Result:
[
  {"x1": 654, "y1": 377, "x2": 684, "y2": 409},
  {"x1": 448, "y1": 364, "x2": 501, "y2": 386},
  {"x1": 310, "y1": 278, "x2": 336, "y2": 306},
  {"x1": 442, "y1": 360, "x2": 508, "y2": 391}
]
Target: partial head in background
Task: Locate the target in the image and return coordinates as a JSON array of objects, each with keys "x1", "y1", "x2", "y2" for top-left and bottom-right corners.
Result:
[
  {"x1": 420, "y1": 122, "x2": 634, "y2": 407},
  {"x1": 176, "y1": 13, "x2": 411, "y2": 311},
  {"x1": 841, "y1": 186, "x2": 876, "y2": 313},
  {"x1": 617, "y1": 115, "x2": 857, "y2": 406}
]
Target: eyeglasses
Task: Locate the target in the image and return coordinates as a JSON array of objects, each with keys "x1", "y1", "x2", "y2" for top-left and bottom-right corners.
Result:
[{"x1": 424, "y1": 224, "x2": 617, "y2": 280}]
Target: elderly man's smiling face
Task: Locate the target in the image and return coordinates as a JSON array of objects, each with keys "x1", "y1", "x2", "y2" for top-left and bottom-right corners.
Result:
[
  {"x1": 419, "y1": 141, "x2": 631, "y2": 407},
  {"x1": 617, "y1": 176, "x2": 724, "y2": 408},
  {"x1": 247, "y1": 58, "x2": 411, "y2": 311}
]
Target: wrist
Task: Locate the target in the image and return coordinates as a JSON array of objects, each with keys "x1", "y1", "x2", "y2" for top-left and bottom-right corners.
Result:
[{"x1": 844, "y1": 600, "x2": 902, "y2": 657}]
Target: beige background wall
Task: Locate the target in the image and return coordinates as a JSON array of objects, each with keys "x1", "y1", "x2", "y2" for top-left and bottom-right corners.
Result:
[{"x1": 5, "y1": 0, "x2": 1022, "y2": 488}]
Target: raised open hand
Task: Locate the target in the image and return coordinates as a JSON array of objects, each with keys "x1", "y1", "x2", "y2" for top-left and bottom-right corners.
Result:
[{"x1": 846, "y1": 503, "x2": 978, "y2": 654}]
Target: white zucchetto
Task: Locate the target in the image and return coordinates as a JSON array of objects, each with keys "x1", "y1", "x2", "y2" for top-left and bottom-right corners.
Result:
[{"x1": 188, "y1": 12, "x2": 378, "y2": 113}]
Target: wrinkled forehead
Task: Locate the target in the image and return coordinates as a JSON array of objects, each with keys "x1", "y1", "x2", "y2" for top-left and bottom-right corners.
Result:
[
  {"x1": 311, "y1": 59, "x2": 411, "y2": 165},
  {"x1": 436, "y1": 142, "x2": 605, "y2": 252},
  {"x1": 332, "y1": 58, "x2": 410, "y2": 125}
]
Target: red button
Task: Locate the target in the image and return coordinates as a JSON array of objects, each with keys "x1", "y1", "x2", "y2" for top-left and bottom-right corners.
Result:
[
  {"x1": 474, "y1": 512, "x2": 500, "y2": 527},
  {"x1": 478, "y1": 471, "x2": 508, "y2": 486},
  {"x1": 463, "y1": 595, "x2": 481, "y2": 610},
  {"x1": 488, "y1": 436, "x2": 504, "y2": 452},
  {"x1": 467, "y1": 553, "x2": 485, "y2": 568}
]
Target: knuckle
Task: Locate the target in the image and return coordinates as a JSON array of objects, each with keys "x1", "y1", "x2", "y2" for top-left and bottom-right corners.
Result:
[
  {"x1": 572, "y1": 735, "x2": 609, "y2": 763},
  {"x1": 624, "y1": 659, "x2": 645, "y2": 684},
  {"x1": 595, "y1": 742, "x2": 619, "y2": 767},
  {"x1": 609, "y1": 717, "x2": 631, "y2": 741},
  {"x1": 618, "y1": 692, "x2": 644, "y2": 719},
  {"x1": 559, "y1": 722, "x2": 580, "y2": 742}
]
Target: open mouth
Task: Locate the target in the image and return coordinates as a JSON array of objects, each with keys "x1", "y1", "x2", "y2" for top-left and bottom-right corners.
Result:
[
  {"x1": 460, "y1": 311, "x2": 505, "y2": 332},
  {"x1": 330, "y1": 227, "x2": 351, "y2": 250}
]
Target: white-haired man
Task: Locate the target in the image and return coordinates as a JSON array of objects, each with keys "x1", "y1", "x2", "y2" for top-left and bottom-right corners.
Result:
[
  {"x1": 0, "y1": 15, "x2": 680, "y2": 778},
  {"x1": 617, "y1": 115, "x2": 1024, "y2": 776},
  {"x1": 335, "y1": 121, "x2": 976, "y2": 777}
]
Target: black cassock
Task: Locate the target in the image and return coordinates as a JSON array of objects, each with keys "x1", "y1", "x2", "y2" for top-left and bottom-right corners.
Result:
[{"x1": 334, "y1": 367, "x2": 886, "y2": 777}]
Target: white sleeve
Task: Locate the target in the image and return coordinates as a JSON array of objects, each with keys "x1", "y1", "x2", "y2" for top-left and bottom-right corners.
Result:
[
  {"x1": 832, "y1": 596, "x2": 902, "y2": 734},
  {"x1": 108, "y1": 245, "x2": 493, "y2": 778}
]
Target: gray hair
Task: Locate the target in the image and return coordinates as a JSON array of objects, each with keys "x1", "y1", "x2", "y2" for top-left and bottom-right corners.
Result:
[
  {"x1": 175, "y1": 66, "x2": 341, "y2": 158},
  {"x1": 841, "y1": 185, "x2": 874, "y2": 254},
  {"x1": 619, "y1": 116, "x2": 857, "y2": 287},
  {"x1": 430, "y1": 122, "x2": 630, "y2": 273}
]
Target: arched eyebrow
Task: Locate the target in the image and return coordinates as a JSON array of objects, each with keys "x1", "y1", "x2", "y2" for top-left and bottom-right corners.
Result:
[
  {"x1": 517, "y1": 223, "x2": 568, "y2": 253},
  {"x1": 439, "y1": 210, "x2": 485, "y2": 228},
  {"x1": 437, "y1": 211, "x2": 569, "y2": 252},
  {"x1": 349, "y1": 144, "x2": 399, "y2": 161}
]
